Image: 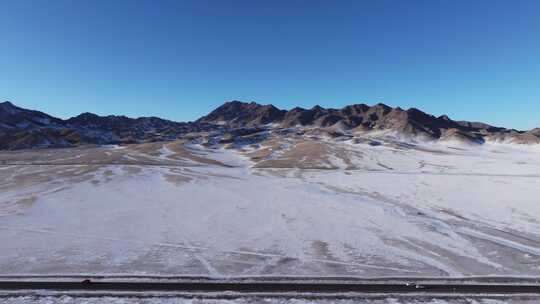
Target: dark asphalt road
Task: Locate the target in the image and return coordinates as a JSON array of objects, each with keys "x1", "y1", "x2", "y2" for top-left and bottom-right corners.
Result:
[{"x1": 1, "y1": 280, "x2": 540, "y2": 294}]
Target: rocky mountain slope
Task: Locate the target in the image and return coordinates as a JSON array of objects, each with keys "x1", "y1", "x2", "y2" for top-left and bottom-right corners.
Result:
[
  {"x1": 199, "y1": 101, "x2": 539, "y2": 144},
  {"x1": 0, "y1": 101, "x2": 77, "y2": 149},
  {"x1": 0, "y1": 99, "x2": 538, "y2": 150},
  {"x1": 0, "y1": 101, "x2": 212, "y2": 150}
]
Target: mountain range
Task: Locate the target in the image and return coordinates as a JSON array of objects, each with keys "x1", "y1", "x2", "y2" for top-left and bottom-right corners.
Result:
[{"x1": 0, "y1": 100, "x2": 538, "y2": 150}]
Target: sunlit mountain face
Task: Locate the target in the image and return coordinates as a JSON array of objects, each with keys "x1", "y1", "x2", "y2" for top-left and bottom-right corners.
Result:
[{"x1": 1, "y1": 100, "x2": 539, "y2": 151}]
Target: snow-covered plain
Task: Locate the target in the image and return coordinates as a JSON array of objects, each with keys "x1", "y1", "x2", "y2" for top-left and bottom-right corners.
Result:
[
  {"x1": 1, "y1": 137, "x2": 540, "y2": 277},
  {"x1": 0, "y1": 295, "x2": 537, "y2": 304}
]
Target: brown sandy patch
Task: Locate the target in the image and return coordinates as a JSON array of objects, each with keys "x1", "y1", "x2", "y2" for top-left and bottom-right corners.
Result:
[
  {"x1": 242, "y1": 138, "x2": 285, "y2": 161},
  {"x1": 16, "y1": 196, "x2": 37, "y2": 208},
  {"x1": 311, "y1": 240, "x2": 337, "y2": 261},
  {"x1": 165, "y1": 141, "x2": 225, "y2": 166},
  {"x1": 163, "y1": 173, "x2": 192, "y2": 186},
  {"x1": 12, "y1": 171, "x2": 53, "y2": 187},
  {"x1": 255, "y1": 140, "x2": 337, "y2": 169},
  {"x1": 122, "y1": 166, "x2": 143, "y2": 175}
]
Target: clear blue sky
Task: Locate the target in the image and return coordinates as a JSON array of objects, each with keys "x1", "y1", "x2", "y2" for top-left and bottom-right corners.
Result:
[{"x1": 1, "y1": 0, "x2": 539, "y2": 129}]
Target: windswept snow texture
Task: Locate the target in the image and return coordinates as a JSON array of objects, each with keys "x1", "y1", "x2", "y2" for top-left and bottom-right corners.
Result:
[
  {"x1": 0, "y1": 296, "x2": 537, "y2": 304},
  {"x1": 1, "y1": 137, "x2": 540, "y2": 277}
]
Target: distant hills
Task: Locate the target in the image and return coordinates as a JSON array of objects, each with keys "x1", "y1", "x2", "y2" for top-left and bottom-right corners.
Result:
[
  {"x1": 197, "y1": 100, "x2": 539, "y2": 144},
  {"x1": 0, "y1": 100, "x2": 538, "y2": 150},
  {"x1": 0, "y1": 101, "x2": 212, "y2": 150}
]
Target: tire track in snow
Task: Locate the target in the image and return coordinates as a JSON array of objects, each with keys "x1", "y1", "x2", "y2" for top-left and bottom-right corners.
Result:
[
  {"x1": 0, "y1": 226, "x2": 416, "y2": 273},
  {"x1": 458, "y1": 227, "x2": 540, "y2": 256}
]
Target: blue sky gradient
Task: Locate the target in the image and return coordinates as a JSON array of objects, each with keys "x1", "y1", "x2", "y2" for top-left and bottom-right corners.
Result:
[{"x1": 1, "y1": 0, "x2": 539, "y2": 129}]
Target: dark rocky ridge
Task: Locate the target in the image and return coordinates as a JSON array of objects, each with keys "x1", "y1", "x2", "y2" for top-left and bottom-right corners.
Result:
[
  {"x1": 0, "y1": 101, "x2": 214, "y2": 150},
  {"x1": 0, "y1": 100, "x2": 539, "y2": 150},
  {"x1": 198, "y1": 100, "x2": 539, "y2": 144},
  {"x1": 196, "y1": 101, "x2": 286, "y2": 127},
  {"x1": 0, "y1": 101, "x2": 64, "y2": 130}
]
